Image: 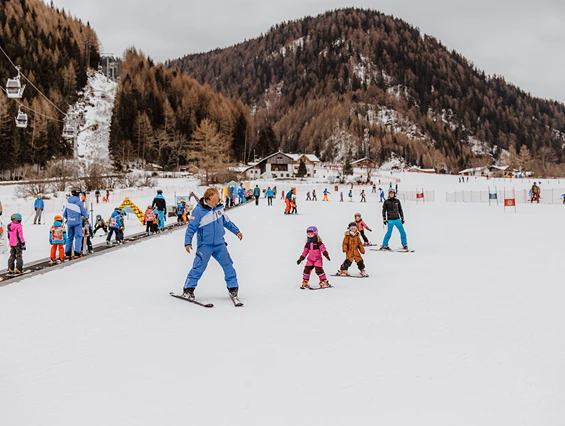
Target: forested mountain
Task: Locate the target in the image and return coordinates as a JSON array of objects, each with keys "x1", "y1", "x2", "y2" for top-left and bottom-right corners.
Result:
[
  {"x1": 170, "y1": 8, "x2": 565, "y2": 173},
  {"x1": 109, "y1": 49, "x2": 254, "y2": 175},
  {"x1": 0, "y1": 0, "x2": 100, "y2": 177}
]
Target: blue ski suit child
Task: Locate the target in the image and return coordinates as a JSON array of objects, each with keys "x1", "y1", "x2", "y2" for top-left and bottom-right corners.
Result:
[{"x1": 183, "y1": 196, "x2": 241, "y2": 291}]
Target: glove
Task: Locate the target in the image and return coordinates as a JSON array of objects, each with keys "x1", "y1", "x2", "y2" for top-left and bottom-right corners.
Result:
[
  {"x1": 383, "y1": 219, "x2": 387, "y2": 225},
  {"x1": 401, "y1": 219, "x2": 405, "y2": 224},
  {"x1": 367, "y1": 228, "x2": 372, "y2": 232},
  {"x1": 296, "y1": 256, "x2": 305, "y2": 265},
  {"x1": 21, "y1": 243, "x2": 26, "y2": 251},
  {"x1": 323, "y1": 253, "x2": 331, "y2": 261}
]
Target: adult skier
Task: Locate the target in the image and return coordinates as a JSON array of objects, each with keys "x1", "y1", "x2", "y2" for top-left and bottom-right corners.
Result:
[
  {"x1": 253, "y1": 185, "x2": 261, "y2": 205},
  {"x1": 182, "y1": 188, "x2": 243, "y2": 300},
  {"x1": 63, "y1": 189, "x2": 88, "y2": 258},
  {"x1": 151, "y1": 189, "x2": 167, "y2": 230},
  {"x1": 380, "y1": 188, "x2": 408, "y2": 251},
  {"x1": 33, "y1": 194, "x2": 44, "y2": 225}
]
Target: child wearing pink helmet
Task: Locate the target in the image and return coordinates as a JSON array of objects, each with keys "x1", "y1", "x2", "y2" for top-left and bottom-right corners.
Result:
[{"x1": 296, "y1": 226, "x2": 331, "y2": 289}]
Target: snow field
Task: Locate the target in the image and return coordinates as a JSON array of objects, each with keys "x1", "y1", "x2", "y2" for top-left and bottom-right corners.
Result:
[{"x1": 0, "y1": 175, "x2": 564, "y2": 425}]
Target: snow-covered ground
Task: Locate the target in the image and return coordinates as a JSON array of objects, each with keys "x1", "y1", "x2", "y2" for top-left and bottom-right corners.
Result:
[{"x1": 1, "y1": 171, "x2": 564, "y2": 425}]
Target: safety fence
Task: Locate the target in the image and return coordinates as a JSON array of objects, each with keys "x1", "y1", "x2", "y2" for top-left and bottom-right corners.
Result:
[{"x1": 446, "y1": 188, "x2": 565, "y2": 204}]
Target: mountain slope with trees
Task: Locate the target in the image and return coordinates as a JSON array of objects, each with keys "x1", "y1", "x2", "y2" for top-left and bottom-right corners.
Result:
[
  {"x1": 109, "y1": 49, "x2": 254, "y2": 179},
  {"x1": 170, "y1": 8, "x2": 565, "y2": 174},
  {"x1": 0, "y1": 0, "x2": 100, "y2": 178}
]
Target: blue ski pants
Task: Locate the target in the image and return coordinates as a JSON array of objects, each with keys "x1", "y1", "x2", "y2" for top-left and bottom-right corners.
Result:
[
  {"x1": 382, "y1": 219, "x2": 407, "y2": 247},
  {"x1": 65, "y1": 223, "x2": 83, "y2": 255},
  {"x1": 184, "y1": 243, "x2": 238, "y2": 289},
  {"x1": 157, "y1": 210, "x2": 165, "y2": 230}
]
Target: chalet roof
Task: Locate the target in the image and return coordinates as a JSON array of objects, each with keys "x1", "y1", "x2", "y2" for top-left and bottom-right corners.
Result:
[
  {"x1": 351, "y1": 157, "x2": 374, "y2": 165},
  {"x1": 286, "y1": 153, "x2": 321, "y2": 162}
]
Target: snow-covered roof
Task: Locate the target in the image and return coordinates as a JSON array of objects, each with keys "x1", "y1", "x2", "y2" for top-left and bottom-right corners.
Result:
[
  {"x1": 489, "y1": 165, "x2": 509, "y2": 171},
  {"x1": 286, "y1": 153, "x2": 321, "y2": 163},
  {"x1": 458, "y1": 167, "x2": 486, "y2": 174},
  {"x1": 351, "y1": 157, "x2": 375, "y2": 165}
]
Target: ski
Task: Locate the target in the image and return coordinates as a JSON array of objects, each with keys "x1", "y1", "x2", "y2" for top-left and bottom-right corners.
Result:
[
  {"x1": 229, "y1": 294, "x2": 244, "y2": 307},
  {"x1": 305, "y1": 285, "x2": 333, "y2": 290},
  {"x1": 169, "y1": 292, "x2": 214, "y2": 308},
  {"x1": 370, "y1": 248, "x2": 415, "y2": 253},
  {"x1": 1, "y1": 270, "x2": 32, "y2": 281},
  {"x1": 332, "y1": 273, "x2": 369, "y2": 278}
]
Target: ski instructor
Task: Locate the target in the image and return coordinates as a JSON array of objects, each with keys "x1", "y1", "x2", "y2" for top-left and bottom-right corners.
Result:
[{"x1": 182, "y1": 187, "x2": 243, "y2": 300}]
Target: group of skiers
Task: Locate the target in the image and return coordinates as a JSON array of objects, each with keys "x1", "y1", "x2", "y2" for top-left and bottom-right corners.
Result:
[
  {"x1": 4, "y1": 188, "x2": 174, "y2": 274},
  {"x1": 178, "y1": 186, "x2": 408, "y2": 300}
]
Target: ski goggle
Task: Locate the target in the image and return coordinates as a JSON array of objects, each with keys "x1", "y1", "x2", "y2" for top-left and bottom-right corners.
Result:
[
  {"x1": 349, "y1": 226, "x2": 358, "y2": 232},
  {"x1": 307, "y1": 231, "x2": 316, "y2": 236}
]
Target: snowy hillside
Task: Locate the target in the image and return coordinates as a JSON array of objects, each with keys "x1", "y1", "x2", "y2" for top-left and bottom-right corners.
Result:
[
  {"x1": 1, "y1": 172, "x2": 564, "y2": 425},
  {"x1": 65, "y1": 70, "x2": 117, "y2": 170}
]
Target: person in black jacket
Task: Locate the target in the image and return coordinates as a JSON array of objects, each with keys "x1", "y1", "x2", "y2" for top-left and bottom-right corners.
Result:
[
  {"x1": 381, "y1": 188, "x2": 408, "y2": 250},
  {"x1": 151, "y1": 189, "x2": 167, "y2": 231},
  {"x1": 253, "y1": 185, "x2": 261, "y2": 205}
]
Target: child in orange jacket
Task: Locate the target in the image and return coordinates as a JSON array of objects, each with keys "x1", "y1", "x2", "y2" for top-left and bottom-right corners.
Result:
[{"x1": 338, "y1": 222, "x2": 367, "y2": 276}]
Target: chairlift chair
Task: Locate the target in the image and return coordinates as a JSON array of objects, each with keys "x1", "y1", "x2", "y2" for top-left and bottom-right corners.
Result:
[
  {"x1": 15, "y1": 109, "x2": 28, "y2": 128},
  {"x1": 5, "y1": 67, "x2": 25, "y2": 99},
  {"x1": 62, "y1": 124, "x2": 75, "y2": 138}
]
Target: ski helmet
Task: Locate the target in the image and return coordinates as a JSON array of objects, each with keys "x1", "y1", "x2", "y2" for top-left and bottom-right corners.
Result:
[
  {"x1": 354, "y1": 212, "x2": 361, "y2": 217},
  {"x1": 388, "y1": 188, "x2": 396, "y2": 195},
  {"x1": 11, "y1": 213, "x2": 22, "y2": 221},
  {"x1": 71, "y1": 188, "x2": 80, "y2": 196},
  {"x1": 348, "y1": 222, "x2": 358, "y2": 230},
  {"x1": 306, "y1": 226, "x2": 318, "y2": 234},
  {"x1": 54, "y1": 215, "x2": 63, "y2": 222}
]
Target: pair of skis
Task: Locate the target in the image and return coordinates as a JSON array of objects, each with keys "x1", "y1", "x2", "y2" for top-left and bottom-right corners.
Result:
[
  {"x1": 169, "y1": 291, "x2": 243, "y2": 308},
  {"x1": 370, "y1": 248, "x2": 415, "y2": 253},
  {"x1": 0, "y1": 269, "x2": 32, "y2": 282}
]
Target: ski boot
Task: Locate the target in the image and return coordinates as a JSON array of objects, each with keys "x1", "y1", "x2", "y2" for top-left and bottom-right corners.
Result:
[
  {"x1": 301, "y1": 280, "x2": 310, "y2": 289},
  {"x1": 228, "y1": 287, "x2": 239, "y2": 298},
  {"x1": 182, "y1": 287, "x2": 195, "y2": 300},
  {"x1": 338, "y1": 270, "x2": 349, "y2": 276},
  {"x1": 380, "y1": 246, "x2": 392, "y2": 251},
  {"x1": 402, "y1": 246, "x2": 409, "y2": 251},
  {"x1": 88, "y1": 249, "x2": 94, "y2": 254},
  {"x1": 319, "y1": 279, "x2": 331, "y2": 288},
  {"x1": 49, "y1": 259, "x2": 58, "y2": 266},
  {"x1": 7, "y1": 269, "x2": 14, "y2": 274},
  {"x1": 359, "y1": 270, "x2": 367, "y2": 276},
  {"x1": 363, "y1": 242, "x2": 370, "y2": 246},
  {"x1": 106, "y1": 241, "x2": 111, "y2": 246}
]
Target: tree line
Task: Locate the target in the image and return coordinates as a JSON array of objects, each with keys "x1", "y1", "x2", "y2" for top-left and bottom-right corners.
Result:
[{"x1": 0, "y1": 0, "x2": 100, "y2": 179}]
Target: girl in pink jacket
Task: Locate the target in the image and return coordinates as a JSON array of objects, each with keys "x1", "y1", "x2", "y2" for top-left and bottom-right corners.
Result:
[
  {"x1": 7, "y1": 213, "x2": 26, "y2": 274},
  {"x1": 296, "y1": 226, "x2": 331, "y2": 289}
]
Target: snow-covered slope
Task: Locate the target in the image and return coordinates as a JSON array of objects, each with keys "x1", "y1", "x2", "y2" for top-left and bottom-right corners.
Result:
[
  {"x1": 65, "y1": 70, "x2": 117, "y2": 169},
  {"x1": 1, "y1": 173, "x2": 564, "y2": 425}
]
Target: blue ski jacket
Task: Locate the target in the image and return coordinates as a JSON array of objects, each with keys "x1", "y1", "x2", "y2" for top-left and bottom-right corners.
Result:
[
  {"x1": 63, "y1": 195, "x2": 88, "y2": 226},
  {"x1": 34, "y1": 198, "x2": 44, "y2": 209},
  {"x1": 184, "y1": 199, "x2": 240, "y2": 247}
]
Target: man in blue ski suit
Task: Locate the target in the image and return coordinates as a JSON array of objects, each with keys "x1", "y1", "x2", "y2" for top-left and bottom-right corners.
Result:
[
  {"x1": 63, "y1": 189, "x2": 89, "y2": 257},
  {"x1": 182, "y1": 188, "x2": 243, "y2": 299},
  {"x1": 33, "y1": 194, "x2": 44, "y2": 224}
]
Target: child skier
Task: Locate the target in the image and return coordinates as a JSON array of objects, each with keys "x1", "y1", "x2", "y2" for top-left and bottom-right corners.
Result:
[
  {"x1": 340, "y1": 192, "x2": 344, "y2": 202},
  {"x1": 296, "y1": 226, "x2": 331, "y2": 289},
  {"x1": 322, "y1": 188, "x2": 329, "y2": 201},
  {"x1": 83, "y1": 217, "x2": 94, "y2": 254},
  {"x1": 106, "y1": 208, "x2": 123, "y2": 245},
  {"x1": 354, "y1": 213, "x2": 372, "y2": 245},
  {"x1": 144, "y1": 205, "x2": 157, "y2": 234},
  {"x1": 338, "y1": 222, "x2": 366, "y2": 276},
  {"x1": 360, "y1": 190, "x2": 366, "y2": 202},
  {"x1": 7, "y1": 213, "x2": 25, "y2": 274},
  {"x1": 92, "y1": 214, "x2": 107, "y2": 236},
  {"x1": 291, "y1": 195, "x2": 298, "y2": 214},
  {"x1": 49, "y1": 215, "x2": 67, "y2": 265},
  {"x1": 348, "y1": 189, "x2": 353, "y2": 202}
]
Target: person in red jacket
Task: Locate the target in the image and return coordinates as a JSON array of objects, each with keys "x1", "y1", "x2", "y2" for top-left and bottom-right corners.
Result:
[{"x1": 354, "y1": 213, "x2": 372, "y2": 246}]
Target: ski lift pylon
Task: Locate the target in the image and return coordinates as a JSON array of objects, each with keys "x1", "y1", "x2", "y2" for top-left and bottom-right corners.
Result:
[
  {"x1": 62, "y1": 123, "x2": 75, "y2": 138},
  {"x1": 6, "y1": 66, "x2": 25, "y2": 99}
]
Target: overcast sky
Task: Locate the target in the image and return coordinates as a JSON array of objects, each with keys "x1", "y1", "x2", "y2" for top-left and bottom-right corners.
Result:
[{"x1": 51, "y1": 0, "x2": 565, "y2": 103}]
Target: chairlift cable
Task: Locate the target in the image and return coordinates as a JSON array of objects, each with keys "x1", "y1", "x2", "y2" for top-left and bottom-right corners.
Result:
[{"x1": 0, "y1": 86, "x2": 65, "y2": 122}]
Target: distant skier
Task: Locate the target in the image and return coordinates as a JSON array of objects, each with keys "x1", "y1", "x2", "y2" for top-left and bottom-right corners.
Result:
[
  {"x1": 360, "y1": 190, "x2": 366, "y2": 202},
  {"x1": 354, "y1": 213, "x2": 372, "y2": 246},
  {"x1": 144, "y1": 205, "x2": 157, "y2": 235},
  {"x1": 291, "y1": 195, "x2": 298, "y2": 214},
  {"x1": 266, "y1": 187, "x2": 274, "y2": 206},
  {"x1": 95, "y1": 189, "x2": 101, "y2": 203},
  {"x1": 531, "y1": 183, "x2": 540, "y2": 203},
  {"x1": 312, "y1": 189, "x2": 317, "y2": 201},
  {"x1": 106, "y1": 207, "x2": 123, "y2": 245},
  {"x1": 63, "y1": 189, "x2": 88, "y2": 259},
  {"x1": 182, "y1": 188, "x2": 243, "y2": 300},
  {"x1": 340, "y1": 192, "x2": 344, "y2": 202},
  {"x1": 380, "y1": 188, "x2": 408, "y2": 251},
  {"x1": 306, "y1": 191, "x2": 311, "y2": 201},
  {"x1": 338, "y1": 222, "x2": 366, "y2": 276},
  {"x1": 151, "y1": 189, "x2": 167, "y2": 230},
  {"x1": 7, "y1": 213, "x2": 25, "y2": 274},
  {"x1": 33, "y1": 194, "x2": 44, "y2": 225},
  {"x1": 348, "y1": 189, "x2": 353, "y2": 202},
  {"x1": 83, "y1": 217, "x2": 94, "y2": 254},
  {"x1": 284, "y1": 189, "x2": 294, "y2": 214},
  {"x1": 296, "y1": 226, "x2": 331, "y2": 289},
  {"x1": 372, "y1": 184, "x2": 377, "y2": 193},
  {"x1": 253, "y1": 185, "x2": 261, "y2": 205},
  {"x1": 322, "y1": 188, "x2": 329, "y2": 201}
]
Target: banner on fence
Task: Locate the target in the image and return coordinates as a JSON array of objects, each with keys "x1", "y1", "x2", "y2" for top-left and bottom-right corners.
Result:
[
  {"x1": 504, "y1": 188, "x2": 516, "y2": 213},
  {"x1": 488, "y1": 186, "x2": 498, "y2": 206}
]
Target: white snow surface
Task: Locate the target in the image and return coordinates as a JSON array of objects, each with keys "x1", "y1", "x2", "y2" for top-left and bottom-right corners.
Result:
[{"x1": 1, "y1": 172, "x2": 564, "y2": 425}]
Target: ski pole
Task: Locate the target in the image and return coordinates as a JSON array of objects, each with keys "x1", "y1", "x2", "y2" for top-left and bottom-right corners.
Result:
[{"x1": 25, "y1": 211, "x2": 34, "y2": 223}]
